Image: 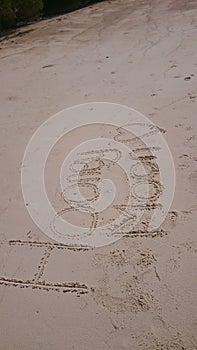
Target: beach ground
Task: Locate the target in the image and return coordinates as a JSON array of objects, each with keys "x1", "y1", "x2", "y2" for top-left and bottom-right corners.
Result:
[{"x1": 0, "y1": 0, "x2": 197, "y2": 349}]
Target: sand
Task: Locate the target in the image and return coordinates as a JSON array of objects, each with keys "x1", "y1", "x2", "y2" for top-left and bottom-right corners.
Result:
[{"x1": 0, "y1": 0, "x2": 197, "y2": 349}]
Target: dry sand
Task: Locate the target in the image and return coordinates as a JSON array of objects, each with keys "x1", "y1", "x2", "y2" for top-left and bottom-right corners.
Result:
[{"x1": 0, "y1": 0, "x2": 197, "y2": 349}]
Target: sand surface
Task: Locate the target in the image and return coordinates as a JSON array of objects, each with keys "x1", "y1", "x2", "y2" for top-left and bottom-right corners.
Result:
[{"x1": 0, "y1": 0, "x2": 197, "y2": 349}]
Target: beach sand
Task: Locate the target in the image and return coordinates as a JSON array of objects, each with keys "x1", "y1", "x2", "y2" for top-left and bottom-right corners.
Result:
[{"x1": 0, "y1": 0, "x2": 197, "y2": 348}]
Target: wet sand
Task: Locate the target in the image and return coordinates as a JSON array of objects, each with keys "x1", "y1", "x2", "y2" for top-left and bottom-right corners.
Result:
[{"x1": 0, "y1": 0, "x2": 197, "y2": 349}]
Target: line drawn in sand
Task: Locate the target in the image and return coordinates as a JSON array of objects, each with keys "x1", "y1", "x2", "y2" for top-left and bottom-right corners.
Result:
[
  {"x1": 21, "y1": 103, "x2": 175, "y2": 247},
  {"x1": 0, "y1": 239, "x2": 89, "y2": 295},
  {"x1": 0, "y1": 207, "x2": 179, "y2": 297},
  {"x1": 1, "y1": 104, "x2": 176, "y2": 294}
]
